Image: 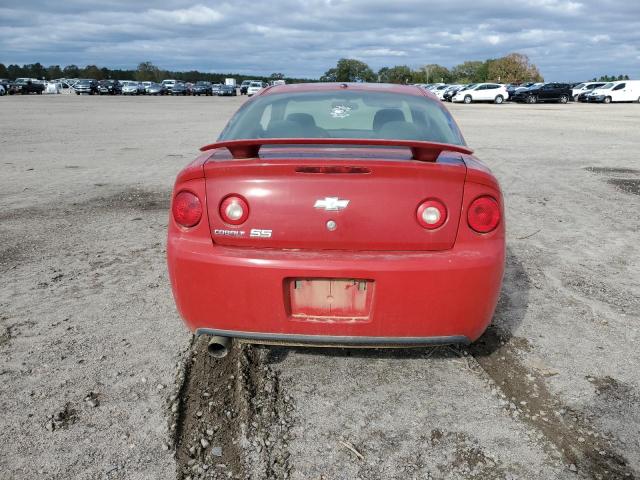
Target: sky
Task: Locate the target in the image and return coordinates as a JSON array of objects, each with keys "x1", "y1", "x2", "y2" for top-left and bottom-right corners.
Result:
[{"x1": 1, "y1": 0, "x2": 639, "y2": 81}]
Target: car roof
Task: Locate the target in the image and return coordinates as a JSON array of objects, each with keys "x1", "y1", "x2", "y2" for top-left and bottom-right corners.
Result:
[{"x1": 260, "y1": 82, "x2": 428, "y2": 98}]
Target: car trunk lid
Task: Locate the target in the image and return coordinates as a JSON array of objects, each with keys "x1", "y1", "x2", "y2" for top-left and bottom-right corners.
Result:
[{"x1": 204, "y1": 145, "x2": 466, "y2": 251}]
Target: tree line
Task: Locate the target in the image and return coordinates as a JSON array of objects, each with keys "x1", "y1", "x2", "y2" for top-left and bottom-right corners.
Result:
[
  {"x1": 0, "y1": 61, "x2": 308, "y2": 84},
  {"x1": 0, "y1": 56, "x2": 632, "y2": 85},
  {"x1": 322, "y1": 55, "x2": 631, "y2": 85},
  {"x1": 321, "y1": 54, "x2": 545, "y2": 84},
  {"x1": 590, "y1": 74, "x2": 630, "y2": 82}
]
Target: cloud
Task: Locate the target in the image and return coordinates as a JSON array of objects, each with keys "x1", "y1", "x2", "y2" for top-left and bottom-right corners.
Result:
[
  {"x1": 0, "y1": 0, "x2": 639, "y2": 80},
  {"x1": 146, "y1": 5, "x2": 223, "y2": 26}
]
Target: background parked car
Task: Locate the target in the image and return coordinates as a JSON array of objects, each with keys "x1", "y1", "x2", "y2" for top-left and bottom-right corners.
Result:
[
  {"x1": 431, "y1": 84, "x2": 450, "y2": 100},
  {"x1": 240, "y1": 80, "x2": 257, "y2": 95},
  {"x1": 0, "y1": 78, "x2": 11, "y2": 94},
  {"x1": 211, "y1": 83, "x2": 222, "y2": 95},
  {"x1": 443, "y1": 85, "x2": 465, "y2": 102},
  {"x1": 217, "y1": 84, "x2": 237, "y2": 96},
  {"x1": 161, "y1": 79, "x2": 177, "y2": 92},
  {"x1": 453, "y1": 83, "x2": 508, "y2": 104},
  {"x1": 586, "y1": 80, "x2": 640, "y2": 103},
  {"x1": 247, "y1": 81, "x2": 265, "y2": 96},
  {"x1": 146, "y1": 83, "x2": 166, "y2": 95},
  {"x1": 11, "y1": 78, "x2": 45, "y2": 95},
  {"x1": 74, "y1": 79, "x2": 99, "y2": 95},
  {"x1": 0, "y1": 84, "x2": 5, "y2": 96},
  {"x1": 98, "y1": 80, "x2": 122, "y2": 95},
  {"x1": 121, "y1": 81, "x2": 143, "y2": 95},
  {"x1": 171, "y1": 82, "x2": 188, "y2": 95},
  {"x1": 192, "y1": 81, "x2": 213, "y2": 96},
  {"x1": 571, "y1": 82, "x2": 604, "y2": 101},
  {"x1": 511, "y1": 82, "x2": 572, "y2": 104},
  {"x1": 576, "y1": 87, "x2": 602, "y2": 102},
  {"x1": 44, "y1": 81, "x2": 62, "y2": 94}
]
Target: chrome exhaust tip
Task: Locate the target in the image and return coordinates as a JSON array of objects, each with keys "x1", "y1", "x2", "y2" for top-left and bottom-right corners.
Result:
[{"x1": 207, "y1": 336, "x2": 231, "y2": 359}]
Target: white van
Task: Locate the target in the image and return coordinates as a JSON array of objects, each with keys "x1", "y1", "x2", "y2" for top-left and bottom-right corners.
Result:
[{"x1": 586, "y1": 80, "x2": 640, "y2": 103}]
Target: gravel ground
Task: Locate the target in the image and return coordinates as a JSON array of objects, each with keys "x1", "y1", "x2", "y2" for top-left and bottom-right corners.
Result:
[{"x1": 0, "y1": 94, "x2": 638, "y2": 480}]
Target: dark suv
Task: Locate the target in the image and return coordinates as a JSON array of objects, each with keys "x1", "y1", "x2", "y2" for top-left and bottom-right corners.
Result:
[
  {"x1": 511, "y1": 82, "x2": 572, "y2": 104},
  {"x1": 11, "y1": 78, "x2": 45, "y2": 95},
  {"x1": 98, "y1": 80, "x2": 122, "y2": 95},
  {"x1": 192, "y1": 81, "x2": 213, "y2": 96}
]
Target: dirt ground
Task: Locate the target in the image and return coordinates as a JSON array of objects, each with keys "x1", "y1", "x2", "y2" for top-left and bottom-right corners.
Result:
[{"x1": 0, "y1": 94, "x2": 638, "y2": 480}]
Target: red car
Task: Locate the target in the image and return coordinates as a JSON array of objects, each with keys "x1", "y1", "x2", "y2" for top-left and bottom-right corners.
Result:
[{"x1": 167, "y1": 83, "x2": 505, "y2": 356}]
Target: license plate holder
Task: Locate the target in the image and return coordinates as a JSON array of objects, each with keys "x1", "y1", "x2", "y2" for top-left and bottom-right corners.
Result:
[{"x1": 287, "y1": 278, "x2": 373, "y2": 322}]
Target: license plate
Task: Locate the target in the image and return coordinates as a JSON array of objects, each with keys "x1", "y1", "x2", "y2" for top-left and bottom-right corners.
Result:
[{"x1": 287, "y1": 278, "x2": 373, "y2": 322}]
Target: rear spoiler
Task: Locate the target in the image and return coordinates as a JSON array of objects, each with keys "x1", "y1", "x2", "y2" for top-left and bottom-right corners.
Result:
[{"x1": 200, "y1": 138, "x2": 473, "y2": 162}]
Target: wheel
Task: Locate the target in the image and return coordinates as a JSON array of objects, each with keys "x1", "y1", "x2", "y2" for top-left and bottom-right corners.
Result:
[
  {"x1": 526, "y1": 95, "x2": 537, "y2": 104},
  {"x1": 573, "y1": 95, "x2": 579, "y2": 102},
  {"x1": 463, "y1": 95, "x2": 472, "y2": 104},
  {"x1": 604, "y1": 96, "x2": 611, "y2": 104},
  {"x1": 494, "y1": 95, "x2": 504, "y2": 104},
  {"x1": 637, "y1": 97, "x2": 640, "y2": 103},
  {"x1": 559, "y1": 95, "x2": 568, "y2": 104}
]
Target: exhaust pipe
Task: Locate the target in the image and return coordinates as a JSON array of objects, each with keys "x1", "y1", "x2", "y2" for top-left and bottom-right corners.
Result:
[{"x1": 207, "y1": 336, "x2": 231, "y2": 359}]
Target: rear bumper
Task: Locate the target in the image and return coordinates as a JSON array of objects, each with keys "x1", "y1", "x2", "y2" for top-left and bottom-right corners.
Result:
[
  {"x1": 196, "y1": 328, "x2": 468, "y2": 346},
  {"x1": 168, "y1": 238, "x2": 505, "y2": 343}
]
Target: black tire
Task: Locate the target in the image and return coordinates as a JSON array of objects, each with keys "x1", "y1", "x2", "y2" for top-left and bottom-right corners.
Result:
[
  {"x1": 604, "y1": 96, "x2": 612, "y2": 104},
  {"x1": 573, "y1": 95, "x2": 579, "y2": 102},
  {"x1": 463, "y1": 95, "x2": 472, "y2": 104},
  {"x1": 494, "y1": 95, "x2": 504, "y2": 104},
  {"x1": 526, "y1": 95, "x2": 537, "y2": 104},
  {"x1": 559, "y1": 95, "x2": 568, "y2": 104}
]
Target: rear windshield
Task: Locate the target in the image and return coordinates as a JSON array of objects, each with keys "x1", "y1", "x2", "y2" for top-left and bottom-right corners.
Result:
[{"x1": 219, "y1": 90, "x2": 465, "y2": 145}]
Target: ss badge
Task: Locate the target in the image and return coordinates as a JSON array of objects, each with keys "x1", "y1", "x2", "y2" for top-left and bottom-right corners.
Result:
[{"x1": 250, "y1": 229, "x2": 272, "y2": 238}]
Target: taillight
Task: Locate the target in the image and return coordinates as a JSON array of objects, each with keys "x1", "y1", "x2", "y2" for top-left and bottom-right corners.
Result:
[
  {"x1": 220, "y1": 195, "x2": 249, "y2": 225},
  {"x1": 468, "y1": 196, "x2": 500, "y2": 233},
  {"x1": 172, "y1": 191, "x2": 202, "y2": 228},
  {"x1": 417, "y1": 199, "x2": 447, "y2": 229}
]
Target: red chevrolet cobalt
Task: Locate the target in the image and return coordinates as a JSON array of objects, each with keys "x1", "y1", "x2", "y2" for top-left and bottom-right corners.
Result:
[{"x1": 167, "y1": 83, "x2": 504, "y2": 356}]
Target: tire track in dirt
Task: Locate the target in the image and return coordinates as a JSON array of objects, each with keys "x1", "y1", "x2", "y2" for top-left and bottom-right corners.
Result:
[
  {"x1": 467, "y1": 327, "x2": 636, "y2": 479},
  {"x1": 171, "y1": 337, "x2": 293, "y2": 480}
]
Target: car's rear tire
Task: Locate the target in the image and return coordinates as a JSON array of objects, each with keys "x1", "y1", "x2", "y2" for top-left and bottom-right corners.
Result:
[
  {"x1": 526, "y1": 95, "x2": 537, "y2": 104},
  {"x1": 604, "y1": 96, "x2": 612, "y2": 104},
  {"x1": 573, "y1": 94, "x2": 579, "y2": 102},
  {"x1": 494, "y1": 95, "x2": 504, "y2": 104},
  {"x1": 559, "y1": 95, "x2": 568, "y2": 104},
  {"x1": 463, "y1": 95, "x2": 472, "y2": 104}
]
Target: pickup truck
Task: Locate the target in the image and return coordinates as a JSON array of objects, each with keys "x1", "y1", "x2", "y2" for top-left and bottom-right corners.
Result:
[{"x1": 10, "y1": 78, "x2": 45, "y2": 95}]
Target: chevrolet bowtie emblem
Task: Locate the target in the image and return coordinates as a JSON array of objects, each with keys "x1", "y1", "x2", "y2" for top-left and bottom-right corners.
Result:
[{"x1": 314, "y1": 197, "x2": 350, "y2": 211}]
